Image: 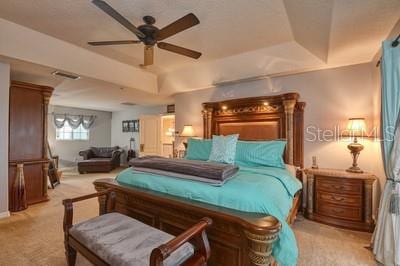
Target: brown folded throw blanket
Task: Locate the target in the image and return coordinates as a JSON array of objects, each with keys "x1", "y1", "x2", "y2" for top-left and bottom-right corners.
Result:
[{"x1": 129, "y1": 156, "x2": 239, "y2": 185}]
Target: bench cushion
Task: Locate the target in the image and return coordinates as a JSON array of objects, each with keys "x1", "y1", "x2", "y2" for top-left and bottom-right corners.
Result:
[{"x1": 69, "y1": 213, "x2": 194, "y2": 266}]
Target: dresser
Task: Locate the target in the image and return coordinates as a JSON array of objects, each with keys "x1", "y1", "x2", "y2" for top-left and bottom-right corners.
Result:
[
  {"x1": 304, "y1": 168, "x2": 376, "y2": 232},
  {"x1": 8, "y1": 81, "x2": 53, "y2": 211}
]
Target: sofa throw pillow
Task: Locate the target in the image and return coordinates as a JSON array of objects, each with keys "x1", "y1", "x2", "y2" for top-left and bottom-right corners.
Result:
[
  {"x1": 185, "y1": 138, "x2": 212, "y2": 161},
  {"x1": 208, "y1": 134, "x2": 239, "y2": 164}
]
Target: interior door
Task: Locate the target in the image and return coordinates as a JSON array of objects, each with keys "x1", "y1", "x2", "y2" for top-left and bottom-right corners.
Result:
[
  {"x1": 161, "y1": 115, "x2": 175, "y2": 158},
  {"x1": 139, "y1": 115, "x2": 161, "y2": 156}
]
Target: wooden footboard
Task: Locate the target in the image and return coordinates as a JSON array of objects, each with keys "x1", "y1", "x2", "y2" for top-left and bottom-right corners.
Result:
[{"x1": 94, "y1": 178, "x2": 282, "y2": 266}]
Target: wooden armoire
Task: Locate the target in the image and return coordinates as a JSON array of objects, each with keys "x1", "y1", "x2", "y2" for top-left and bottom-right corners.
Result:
[{"x1": 8, "y1": 81, "x2": 53, "y2": 210}]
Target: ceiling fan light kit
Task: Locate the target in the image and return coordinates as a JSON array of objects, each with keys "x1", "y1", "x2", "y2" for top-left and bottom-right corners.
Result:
[{"x1": 89, "y1": 0, "x2": 202, "y2": 66}]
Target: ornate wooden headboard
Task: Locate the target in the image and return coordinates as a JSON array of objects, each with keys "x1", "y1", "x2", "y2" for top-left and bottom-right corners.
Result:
[{"x1": 202, "y1": 93, "x2": 305, "y2": 167}]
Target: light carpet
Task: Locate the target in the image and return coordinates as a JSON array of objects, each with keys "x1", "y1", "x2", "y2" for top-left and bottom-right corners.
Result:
[{"x1": 0, "y1": 169, "x2": 375, "y2": 266}]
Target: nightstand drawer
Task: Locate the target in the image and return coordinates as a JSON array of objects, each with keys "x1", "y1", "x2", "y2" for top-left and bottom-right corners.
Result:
[
  {"x1": 316, "y1": 191, "x2": 361, "y2": 207},
  {"x1": 316, "y1": 177, "x2": 362, "y2": 195},
  {"x1": 316, "y1": 203, "x2": 362, "y2": 221}
]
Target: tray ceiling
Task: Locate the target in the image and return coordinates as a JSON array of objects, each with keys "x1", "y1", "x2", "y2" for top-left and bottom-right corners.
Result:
[{"x1": 0, "y1": 0, "x2": 399, "y2": 109}]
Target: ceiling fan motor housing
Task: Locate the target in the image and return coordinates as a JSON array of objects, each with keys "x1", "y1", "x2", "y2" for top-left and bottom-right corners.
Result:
[{"x1": 138, "y1": 16, "x2": 158, "y2": 45}]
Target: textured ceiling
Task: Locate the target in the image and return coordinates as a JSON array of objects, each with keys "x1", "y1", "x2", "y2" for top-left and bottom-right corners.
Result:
[
  {"x1": 0, "y1": 0, "x2": 399, "y2": 110},
  {"x1": 0, "y1": 0, "x2": 293, "y2": 73},
  {"x1": 1, "y1": 0, "x2": 398, "y2": 73}
]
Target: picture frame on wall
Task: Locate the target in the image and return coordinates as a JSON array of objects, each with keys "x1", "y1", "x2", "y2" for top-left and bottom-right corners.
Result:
[
  {"x1": 122, "y1": 120, "x2": 139, "y2": 132},
  {"x1": 122, "y1": 121, "x2": 130, "y2": 132},
  {"x1": 133, "y1": 120, "x2": 139, "y2": 132}
]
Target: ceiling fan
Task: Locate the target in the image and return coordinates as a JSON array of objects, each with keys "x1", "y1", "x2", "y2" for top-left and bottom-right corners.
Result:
[{"x1": 88, "y1": 0, "x2": 202, "y2": 66}]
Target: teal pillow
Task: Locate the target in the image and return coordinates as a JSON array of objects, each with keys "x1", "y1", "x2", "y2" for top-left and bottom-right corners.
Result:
[
  {"x1": 235, "y1": 140, "x2": 286, "y2": 168},
  {"x1": 185, "y1": 138, "x2": 212, "y2": 161},
  {"x1": 208, "y1": 134, "x2": 239, "y2": 164}
]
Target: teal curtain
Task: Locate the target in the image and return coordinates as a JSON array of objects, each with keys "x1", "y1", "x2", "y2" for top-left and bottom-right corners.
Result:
[
  {"x1": 372, "y1": 40, "x2": 400, "y2": 266},
  {"x1": 381, "y1": 40, "x2": 400, "y2": 173}
]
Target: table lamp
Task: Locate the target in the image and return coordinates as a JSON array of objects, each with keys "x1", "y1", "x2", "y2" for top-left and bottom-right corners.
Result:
[
  {"x1": 180, "y1": 125, "x2": 196, "y2": 149},
  {"x1": 346, "y1": 118, "x2": 366, "y2": 173}
]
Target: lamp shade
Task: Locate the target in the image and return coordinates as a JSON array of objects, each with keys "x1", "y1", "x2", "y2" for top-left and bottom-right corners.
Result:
[
  {"x1": 347, "y1": 118, "x2": 366, "y2": 137},
  {"x1": 180, "y1": 125, "x2": 195, "y2": 137}
]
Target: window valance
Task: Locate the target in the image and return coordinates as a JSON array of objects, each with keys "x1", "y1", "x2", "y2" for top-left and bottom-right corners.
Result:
[{"x1": 52, "y1": 113, "x2": 96, "y2": 129}]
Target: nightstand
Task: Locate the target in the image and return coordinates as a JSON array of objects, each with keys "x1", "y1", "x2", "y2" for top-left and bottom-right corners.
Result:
[{"x1": 304, "y1": 168, "x2": 376, "y2": 232}]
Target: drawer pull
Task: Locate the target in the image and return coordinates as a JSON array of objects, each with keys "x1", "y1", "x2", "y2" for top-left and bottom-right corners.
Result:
[
  {"x1": 331, "y1": 196, "x2": 344, "y2": 201},
  {"x1": 333, "y1": 185, "x2": 344, "y2": 190}
]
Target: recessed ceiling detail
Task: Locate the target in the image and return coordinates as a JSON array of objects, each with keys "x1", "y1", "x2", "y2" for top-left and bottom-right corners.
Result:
[{"x1": 0, "y1": 0, "x2": 399, "y2": 110}]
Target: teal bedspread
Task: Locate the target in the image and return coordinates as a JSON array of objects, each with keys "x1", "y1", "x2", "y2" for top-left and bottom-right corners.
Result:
[{"x1": 116, "y1": 165, "x2": 302, "y2": 266}]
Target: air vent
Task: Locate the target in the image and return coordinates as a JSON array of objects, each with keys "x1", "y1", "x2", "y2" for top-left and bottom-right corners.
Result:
[
  {"x1": 121, "y1": 102, "x2": 136, "y2": 106},
  {"x1": 51, "y1": 71, "x2": 80, "y2": 80}
]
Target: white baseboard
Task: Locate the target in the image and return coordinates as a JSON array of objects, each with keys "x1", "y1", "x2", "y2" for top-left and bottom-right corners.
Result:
[{"x1": 0, "y1": 211, "x2": 10, "y2": 219}]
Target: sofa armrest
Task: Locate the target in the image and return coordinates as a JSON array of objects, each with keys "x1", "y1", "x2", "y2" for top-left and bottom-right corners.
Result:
[
  {"x1": 111, "y1": 149, "x2": 124, "y2": 166},
  {"x1": 111, "y1": 149, "x2": 123, "y2": 159},
  {"x1": 150, "y1": 217, "x2": 212, "y2": 265},
  {"x1": 79, "y1": 149, "x2": 94, "y2": 160}
]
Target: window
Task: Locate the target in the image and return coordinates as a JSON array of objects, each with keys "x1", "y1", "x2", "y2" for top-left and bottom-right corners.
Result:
[{"x1": 56, "y1": 122, "x2": 89, "y2": 140}]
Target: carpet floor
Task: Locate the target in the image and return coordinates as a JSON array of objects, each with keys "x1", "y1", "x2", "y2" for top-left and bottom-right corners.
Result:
[{"x1": 0, "y1": 169, "x2": 375, "y2": 266}]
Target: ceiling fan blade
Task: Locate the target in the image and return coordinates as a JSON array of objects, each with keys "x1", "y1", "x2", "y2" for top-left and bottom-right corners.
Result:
[
  {"x1": 156, "y1": 13, "x2": 199, "y2": 41},
  {"x1": 157, "y1": 42, "x2": 201, "y2": 59},
  {"x1": 143, "y1": 45, "x2": 154, "y2": 66},
  {"x1": 88, "y1": 40, "x2": 141, "y2": 46},
  {"x1": 92, "y1": 0, "x2": 145, "y2": 39}
]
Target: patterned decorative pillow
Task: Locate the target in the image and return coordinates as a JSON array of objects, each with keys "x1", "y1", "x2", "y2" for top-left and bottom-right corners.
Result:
[{"x1": 208, "y1": 134, "x2": 239, "y2": 164}]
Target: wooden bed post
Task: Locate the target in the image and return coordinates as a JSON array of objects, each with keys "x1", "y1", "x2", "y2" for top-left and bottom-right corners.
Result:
[
  {"x1": 283, "y1": 99, "x2": 296, "y2": 165},
  {"x1": 202, "y1": 106, "x2": 213, "y2": 139},
  {"x1": 245, "y1": 229, "x2": 280, "y2": 266}
]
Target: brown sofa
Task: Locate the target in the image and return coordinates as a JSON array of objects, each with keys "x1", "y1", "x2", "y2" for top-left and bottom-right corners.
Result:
[{"x1": 78, "y1": 147, "x2": 123, "y2": 174}]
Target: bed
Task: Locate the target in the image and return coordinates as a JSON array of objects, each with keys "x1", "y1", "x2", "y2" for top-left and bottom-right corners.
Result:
[{"x1": 94, "y1": 93, "x2": 305, "y2": 266}]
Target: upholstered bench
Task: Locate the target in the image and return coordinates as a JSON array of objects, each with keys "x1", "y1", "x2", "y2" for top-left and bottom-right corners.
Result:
[{"x1": 63, "y1": 190, "x2": 212, "y2": 266}]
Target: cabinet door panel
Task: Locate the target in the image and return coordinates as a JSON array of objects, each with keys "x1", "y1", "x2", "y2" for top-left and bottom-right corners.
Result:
[
  {"x1": 8, "y1": 163, "x2": 45, "y2": 206},
  {"x1": 9, "y1": 86, "x2": 44, "y2": 161}
]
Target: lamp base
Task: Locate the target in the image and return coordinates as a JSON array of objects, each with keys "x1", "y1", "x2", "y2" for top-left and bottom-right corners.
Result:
[
  {"x1": 347, "y1": 141, "x2": 364, "y2": 174},
  {"x1": 346, "y1": 166, "x2": 363, "y2": 173}
]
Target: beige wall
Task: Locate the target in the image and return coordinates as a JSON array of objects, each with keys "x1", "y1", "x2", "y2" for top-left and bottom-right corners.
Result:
[
  {"x1": 48, "y1": 105, "x2": 112, "y2": 169},
  {"x1": 174, "y1": 62, "x2": 385, "y2": 210},
  {"x1": 0, "y1": 62, "x2": 10, "y2": 217}
]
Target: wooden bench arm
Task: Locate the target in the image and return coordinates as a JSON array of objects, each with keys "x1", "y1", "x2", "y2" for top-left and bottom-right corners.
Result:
[
  {"x1": 62, "y1": 190, "x2": 116, "y2": 233},
  {"x1": 150, "y1": 217, "x2": 212, "y2": 266}
]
